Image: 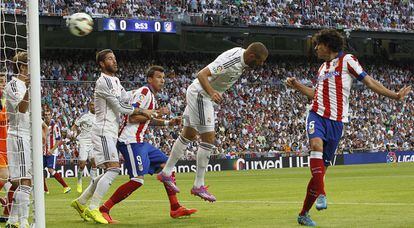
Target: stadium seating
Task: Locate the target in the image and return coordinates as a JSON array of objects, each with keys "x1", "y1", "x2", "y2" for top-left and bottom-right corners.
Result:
[{"x1": 3, "y1": 0, "x2": 414, "y2": 32}]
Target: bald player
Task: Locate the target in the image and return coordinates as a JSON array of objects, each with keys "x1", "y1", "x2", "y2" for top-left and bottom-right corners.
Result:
[{"x1": 158, "y1": 43, "x2": 268, "y2": 202}]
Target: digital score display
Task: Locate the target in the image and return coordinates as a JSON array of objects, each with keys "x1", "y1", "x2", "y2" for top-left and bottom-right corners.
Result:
[{"x1": 103, "y1": 18, "x2": 176, "y2": 33}]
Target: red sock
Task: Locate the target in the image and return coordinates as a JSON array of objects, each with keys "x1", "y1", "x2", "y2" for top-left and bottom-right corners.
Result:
[
  {"x1": 310, "y1": 158, "x2": 326, "y2": 196},
  {"x1": 44, "y1": 177, "x2": 49, "y2": 192},
  {"x1": 53, "y1": 172, "x2": 68, "y2": 188},
  {"x1": 100, "y1": 180, "x2": 142, "y2": 213},
  {"x1": 299, "y1": 157, "x2": 326, "y2": 215},
  {"x1": 164, "y1": 173, "x2": 180, "y2": 211},
  {"x1": 6, "y1": 185, "x2": 16, "y2": 216},
  {"x1": 300, "y1": 177, "x2": 318, "y2": 215}
]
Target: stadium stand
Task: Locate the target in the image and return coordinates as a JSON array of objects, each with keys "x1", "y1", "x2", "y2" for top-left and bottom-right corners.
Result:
[{"x1": 2, "y1": 0, "x2": 414, "y2": 32}]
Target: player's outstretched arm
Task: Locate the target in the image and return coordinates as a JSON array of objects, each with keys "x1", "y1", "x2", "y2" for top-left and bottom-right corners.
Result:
[
  {"x1": 197, "y1": 67, "x2": 223, "y2": 103},
  {"x1": 286, "y1": 77, "x2": 315, "y2": 99},
  {"x1": 362, "y1": 75, "x2": 412, "y2": 100},
  {"x1": 149, "y1": 116, "x2": 182, "y2": 127}
]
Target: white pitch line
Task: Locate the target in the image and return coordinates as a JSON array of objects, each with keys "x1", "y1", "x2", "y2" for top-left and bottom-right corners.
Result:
[{"x1": 47, "y1": 199, "x2": 414, "y2": 206}]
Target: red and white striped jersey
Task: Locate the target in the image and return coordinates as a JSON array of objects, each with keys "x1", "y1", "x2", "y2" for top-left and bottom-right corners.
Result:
[
  {"x1": 311, "y1": 52, "x2": 367, "y2": 123},
  {"x1": 118, "y1": 86, "x2": 156, "y2": 144},
  {"x1": 44, "y1": 119, "x2": 62, "y2": 155}
]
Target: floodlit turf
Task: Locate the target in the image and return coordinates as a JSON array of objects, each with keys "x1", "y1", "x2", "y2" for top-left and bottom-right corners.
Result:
[{"x1": 40, "y1": 163, "x2": 413, "y2": 227}]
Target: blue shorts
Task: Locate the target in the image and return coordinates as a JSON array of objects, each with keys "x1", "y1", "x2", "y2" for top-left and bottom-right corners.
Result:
[
  {"x1": 43, "y1": 155, "x2": 57, "y2": 169},
  {"x1": 306, "y1": 111, "x2": 344, "y2": 166},
  {"x1": 118, "y1": 142, "x2": 168, "y2": 178}
]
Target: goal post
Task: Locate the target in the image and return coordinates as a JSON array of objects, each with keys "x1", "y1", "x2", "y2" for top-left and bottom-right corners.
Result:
[{"x1": 27, "y1": 0, "x2": 46, "y2": 227}]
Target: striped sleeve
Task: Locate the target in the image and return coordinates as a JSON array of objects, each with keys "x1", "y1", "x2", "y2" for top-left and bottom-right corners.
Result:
[
  {"x1": 131, "y1": 87, "x2": 151, "y2": 109},
  {"x1": 346, "y1": 54, "x2": 367, "y2": 81}
]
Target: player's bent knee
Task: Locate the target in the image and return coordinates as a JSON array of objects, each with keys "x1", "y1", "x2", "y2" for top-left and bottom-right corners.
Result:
[
  {"x1": 181, "y1": 127, "x2": 197, "y2": 141},
  {"x1": 310, "y1": 138, "x2": 323, "y2": 152},
  {"x1": 200, "y1": 133, "x2": 215, "y2": 145}
]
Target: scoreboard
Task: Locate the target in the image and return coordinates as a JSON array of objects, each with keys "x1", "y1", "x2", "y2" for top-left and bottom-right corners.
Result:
[{"x1": 102, "y1": 18, "x2": 176, "y2": 33}]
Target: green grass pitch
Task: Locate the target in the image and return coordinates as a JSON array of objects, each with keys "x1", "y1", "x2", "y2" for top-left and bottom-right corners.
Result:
[{"x1": 40, "y1": 163, "x2": 413, "y2": 227}]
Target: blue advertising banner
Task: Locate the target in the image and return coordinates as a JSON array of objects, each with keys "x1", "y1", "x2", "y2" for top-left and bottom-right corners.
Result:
[{"x1": 344, "y1": 151, "x2": 414, "y2": 165}]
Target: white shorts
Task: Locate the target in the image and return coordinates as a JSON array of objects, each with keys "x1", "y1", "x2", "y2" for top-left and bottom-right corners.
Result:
[
  {"x1": 183, "y1": 87, "x2": 215, "y2": 134},
  {"x1": 78, "y1": 142, "x2": 94, "y2": 161},
  {"x1": 93, "y1": 134, "x2": 118, "y2": 166},
  {"x1": 7, "y1": 135, "x2": 32, "y2": 180}
]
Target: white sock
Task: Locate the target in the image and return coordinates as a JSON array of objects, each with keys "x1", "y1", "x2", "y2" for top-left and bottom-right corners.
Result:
[
  {"x1": 194, "y1": 142, "x2": 214, "y2": 188},
  {"x1": 17, "y1": 185, "x2": 31, "y2": 225},
  {"x1": 77, "y1": 167, "x2": 83, "y2": 184},
  {"x1": 77, "y1": 173, "x2": 104, "y2": 205},
  {"x1": 9, "y1": 185, "x2": 31, "y2": 224},
  {"x1": 90, "y1": 168, "x2": 97, "y2": 183},
  {"x1": 163, "y1": 136, "x2": 191, "y2": 175},
  {"x1": 89, "y1": 169, "x2": 119, "y2": 210}
]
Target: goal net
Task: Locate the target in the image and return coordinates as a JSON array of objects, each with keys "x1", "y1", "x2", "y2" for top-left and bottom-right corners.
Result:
[{"x1": 1, "y1": 0, "x2": 45, "y2": 227}]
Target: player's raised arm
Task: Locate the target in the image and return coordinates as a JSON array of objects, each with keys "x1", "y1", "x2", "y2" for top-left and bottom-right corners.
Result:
[
  {"x1": 362, "y1": 76, "x2": 411, "y2": 101},
  {"x1": 197, "y1": 67, "x2": 223, "y2": 103},
  {"x1": 286, "y1": 77, "x2": 315, "y2": 100}
]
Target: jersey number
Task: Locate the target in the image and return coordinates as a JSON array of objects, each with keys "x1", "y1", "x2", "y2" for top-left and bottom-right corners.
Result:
[
  {"x1": 136, "y1": 155, "x2": 144, "y2": 171},
  {"x1": 308, "y1": 121, "x2": 315, "y2": 134}
]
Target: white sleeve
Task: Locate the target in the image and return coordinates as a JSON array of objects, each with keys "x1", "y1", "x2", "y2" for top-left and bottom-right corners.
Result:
[
  {"x1": 95, "y1": 78, "x2": 134, "y2": 115},
  {"x1": 120, "y1": 85, "x2": 131, "y2": 103},
  {"x1": 207, "y1": 48, "x2": 240, "y2": 77},
  {"x1": 5, "y1": 81, "x2": 25, "y2": 110}
]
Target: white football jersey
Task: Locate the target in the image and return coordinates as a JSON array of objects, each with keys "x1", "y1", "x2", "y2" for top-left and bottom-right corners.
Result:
[
  {"x1": 74, "y1": 111, "x2": 95, "y2": 143},
  {"x1": 5, "y1": 77, "x2": 30, "y2": 137},
  {"x1": 118, "y1": 86, "x2": 157, "y2": 144},
  {"x1": 190, "y1": 47, "x2": 248, "y2": 96},
  {"x1": 93, "y1": 73, "x2": 134, "y2": 138}
]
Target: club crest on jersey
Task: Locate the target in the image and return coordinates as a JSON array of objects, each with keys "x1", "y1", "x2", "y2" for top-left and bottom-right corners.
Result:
[{"x1": 213, "y1": 66, "x2": 223, "y2": 74}]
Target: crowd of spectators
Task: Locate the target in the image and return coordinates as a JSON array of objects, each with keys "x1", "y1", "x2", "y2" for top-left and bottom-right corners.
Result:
[
  {"x1": 35, "y1": 50, "x2": 414, "y2": 162},
  {"x1": 2, "y1": 0, "x2": 414, "y2": 32}
]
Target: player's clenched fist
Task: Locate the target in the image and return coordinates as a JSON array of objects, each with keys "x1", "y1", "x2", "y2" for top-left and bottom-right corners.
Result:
[
  {"x1": 157, "y1": 107, "x2": 170, "y2": 116},
  {"x1": 286, "y1": 77, "x2": 298, "y2": 89},
  {"x1": 396, "y1": 86, "x2": 411, "y2": 101},
  {"x1": 169, "y1": 116, "x2": 182, "y2": 126}
]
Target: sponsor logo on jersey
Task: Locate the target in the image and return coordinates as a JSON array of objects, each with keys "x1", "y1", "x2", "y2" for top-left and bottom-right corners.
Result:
[{"x1": 319, "y1": 71, "x2": 340, "y2": 81}]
